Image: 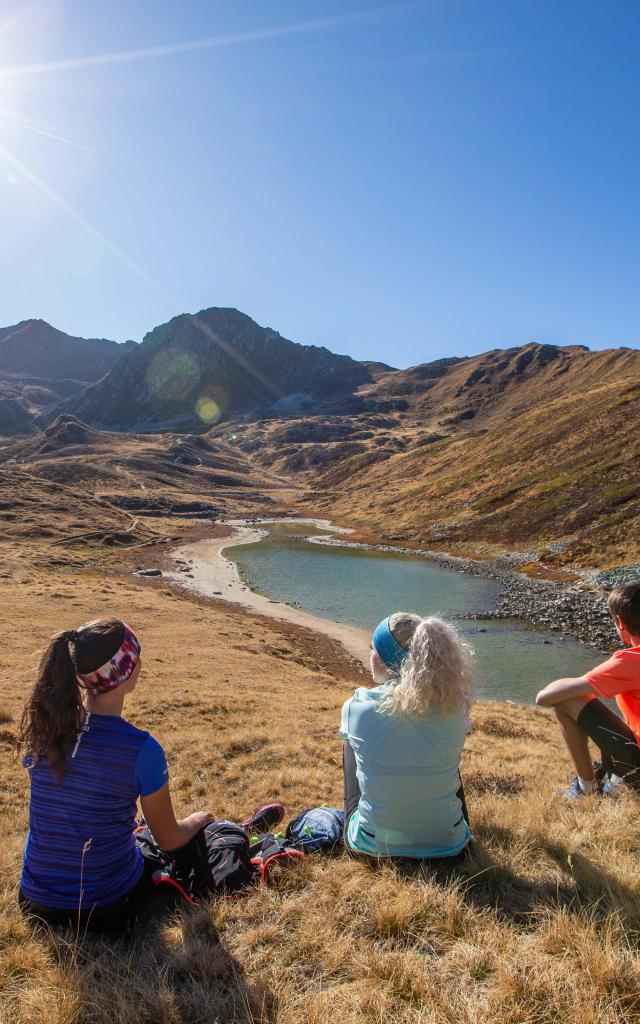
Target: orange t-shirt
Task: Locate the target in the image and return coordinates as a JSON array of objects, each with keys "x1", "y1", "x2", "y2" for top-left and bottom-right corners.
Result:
[{"x1": 586, "y1": 646, "x2": 640, "y2": 742}]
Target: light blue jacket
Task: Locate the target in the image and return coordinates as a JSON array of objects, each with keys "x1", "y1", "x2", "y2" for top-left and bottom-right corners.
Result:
[{"x1": 340, "y1": 682, "x2": 471, "y2": 858}]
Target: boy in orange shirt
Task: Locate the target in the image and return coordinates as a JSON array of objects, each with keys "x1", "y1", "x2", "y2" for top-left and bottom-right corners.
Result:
[{"x1": 536, "y1": 582, "x2": 640, "y2": 797}]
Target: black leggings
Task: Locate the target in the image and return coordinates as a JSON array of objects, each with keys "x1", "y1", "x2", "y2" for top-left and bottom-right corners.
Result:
[
  {"x1": 577, "y1": 698, "x2": 640, "y2": 787},
  {"x1": 342, "y1": 741, "x2": 470, "y2": 852}
]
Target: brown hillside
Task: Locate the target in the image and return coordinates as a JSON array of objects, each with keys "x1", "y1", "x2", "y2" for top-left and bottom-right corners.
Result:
[
  {"x1": 0, "y1": 415, "x2": 291, "y2": 565},
  {"x1": 1, "y1": 337, "x2": 639, "y2": 567},
  {"x1": 0, "y1": 372, "x2": 88, "y2": 411},
  {"x1": 221, "y1": 344, "x2": 640, "y2": 567},
  {"x1": 0, "y1": 371, "x2": 91, "y2": 437}
]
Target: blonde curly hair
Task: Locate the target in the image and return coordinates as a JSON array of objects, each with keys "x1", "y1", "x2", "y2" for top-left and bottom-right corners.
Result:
[{"x1": 378, "y1": 612, "x2": 475, "y2": 718}]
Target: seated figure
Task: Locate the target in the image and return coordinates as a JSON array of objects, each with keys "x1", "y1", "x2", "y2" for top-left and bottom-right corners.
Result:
[
  {"x1": 341, "y1": 612, "x2": 474, "y2": 859},
  {"x1": 17, "y1": 617, "x2": 283, "y2": 932},
  {"x1": 536, "y1": 582, "x2": 640, "y2": 798}
]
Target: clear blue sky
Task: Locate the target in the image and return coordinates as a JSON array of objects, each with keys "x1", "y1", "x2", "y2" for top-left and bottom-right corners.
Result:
[{"x1": 0, "y1": 0, "x2": 637, "y2": 366}]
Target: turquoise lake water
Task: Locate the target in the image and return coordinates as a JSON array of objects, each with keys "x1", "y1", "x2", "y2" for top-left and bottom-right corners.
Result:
[{"x1": 229, "y1": 522, "x2": 605, "y2": 704}]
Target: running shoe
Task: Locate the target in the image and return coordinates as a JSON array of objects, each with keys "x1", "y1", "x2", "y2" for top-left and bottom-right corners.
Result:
[
  {"x1": 558, "y1": 777, "x2": 600, "y2": 800},
  {"x1": 241, "y1": 802, "x2": 285, "y2": 834},
  {"x1": 601, "y1": 777, "x2": 622, "y2": 798}
]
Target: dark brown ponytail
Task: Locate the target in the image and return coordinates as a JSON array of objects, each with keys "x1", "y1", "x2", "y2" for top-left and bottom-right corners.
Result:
[{"x1": 18, "y1": 618, "x2": 125, "y2": 778}]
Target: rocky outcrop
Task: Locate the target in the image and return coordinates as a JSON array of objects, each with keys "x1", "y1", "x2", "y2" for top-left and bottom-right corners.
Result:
[
  {"x1": 37, "y1": 414, "x2": 100, "y2": 453},
  {"x1": 0, "y1": 398, "x2": 37, "y2": 436},
  {"x1": 60, "y1": 307, "x2": 371, "y2": 431},
  {"x1": 0, "y1": 320, "x2": 135, "y2": 382}
]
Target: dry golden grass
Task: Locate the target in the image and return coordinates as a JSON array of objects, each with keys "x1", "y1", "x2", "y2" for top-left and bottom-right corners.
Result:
[{"x1": 3, "y1": 552, "x2": 640, "y2": 1023}]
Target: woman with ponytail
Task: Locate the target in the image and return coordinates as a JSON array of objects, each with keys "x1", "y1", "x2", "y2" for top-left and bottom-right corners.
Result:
[
  {"x1": 17, "y1": 619, "x2": 283, "y2": 931},
  {"x1": 340, "y1": 613, "x2": 474, "y2": 859}
]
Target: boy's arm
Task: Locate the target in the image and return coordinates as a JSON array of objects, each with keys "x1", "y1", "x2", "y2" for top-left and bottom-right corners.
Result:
[{"x1": 535, "y1": 676, "x2": 594, "y2": 707}]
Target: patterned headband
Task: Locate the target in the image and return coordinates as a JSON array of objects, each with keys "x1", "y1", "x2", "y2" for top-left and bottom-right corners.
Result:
[{"x1": 75, "y1": 623, "x2": 141, "y2": 695}]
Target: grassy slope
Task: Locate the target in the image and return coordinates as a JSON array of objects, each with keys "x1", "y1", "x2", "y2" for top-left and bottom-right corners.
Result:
[
  {"x1": 2, "y1": 342, "x2": 639, "y2": 568},
  {"x1": 306, "y1": 373, "x2": 640, "y2": 565},
  {"x1": 224, "y1": 344, "x2": 640, "y2": 567},
  {"x1": 2, "y1": 545, "x2": 640, "y2": 1023},
  {"x1": 0, "y1": 421, "x2": 294, "y2": 568}
]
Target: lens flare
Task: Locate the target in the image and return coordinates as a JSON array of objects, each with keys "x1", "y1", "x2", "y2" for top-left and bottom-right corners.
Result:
[
  {"x1": 196, "y1": 396, "x2": 221, "y2": 424},
  {"x1": 147, "y1": 348, "x2": 199, "y2": 401}
]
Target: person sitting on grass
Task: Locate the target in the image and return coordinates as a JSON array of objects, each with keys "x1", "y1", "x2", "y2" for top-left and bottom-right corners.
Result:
[
  {"x1": 17, "y1": 617, "x2": 284, "y2": 932},
  {"x1": 536, "y1": 582, "x2": 640, "y2": 798},
  {"x1": 341, "y1": 612, "x2": 474, "y2": 859}
]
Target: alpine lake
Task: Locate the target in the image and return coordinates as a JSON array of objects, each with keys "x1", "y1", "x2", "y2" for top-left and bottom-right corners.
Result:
[{"x1": 228, "y1": 521, "x2": 603, "y2": 704}]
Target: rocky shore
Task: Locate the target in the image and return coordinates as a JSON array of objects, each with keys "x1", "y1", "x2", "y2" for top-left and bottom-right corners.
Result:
[{"x1": 308, "y1": 535, "x2": 634, "y2": 652}]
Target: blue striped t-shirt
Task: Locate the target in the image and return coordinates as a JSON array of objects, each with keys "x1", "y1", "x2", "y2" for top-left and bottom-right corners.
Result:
[{"x1": 21, "y1": 713, "x2": 168, "y2": 910}]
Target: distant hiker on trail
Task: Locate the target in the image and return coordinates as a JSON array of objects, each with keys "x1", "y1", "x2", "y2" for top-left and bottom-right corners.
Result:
[
  {"x1": 16, "y1": 618, "x2": 284, "y2": 933},
  {"x1": 536, "y1": 582, "x2": 640, "y2": 798},
  {"x1": 340, "y1": 613, "x2": 474, "y2": 859}
]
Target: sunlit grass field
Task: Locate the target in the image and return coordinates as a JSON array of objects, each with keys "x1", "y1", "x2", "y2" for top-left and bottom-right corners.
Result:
[{"x1": 2, "y1": 566, "x2": 640, "y2": 1023}]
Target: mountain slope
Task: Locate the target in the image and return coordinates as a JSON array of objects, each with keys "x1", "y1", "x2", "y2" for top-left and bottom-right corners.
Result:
[
  {"x1": 60, "y1": 307, "x2": 372, "y2": 431},
  {"x1": 0, "y1": 413, "x2": 284, "y2": 503},
  {"x1": 221, "y1": 343, "x2": 640, "y2": 566},
  {"x1": 0, "y1": 320, "x2": 135, "y2": 382},
  {"x1": 2, "y1": 306, "x2": 638, "y2": 566},
  {"x1": 0, "y1": 370, "x2": 92, "y2": 437}
]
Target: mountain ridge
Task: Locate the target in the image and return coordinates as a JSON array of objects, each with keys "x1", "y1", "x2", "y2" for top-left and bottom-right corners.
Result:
[
  {"x1": 55, "y1": 307, "x2": 372, "y2": 431},
  {"x1": 0, "y1": 308, "x2": 638, "y2": 566},
  {"x1": 0, "y1": 319, "x2": 135, "y2": 383}
]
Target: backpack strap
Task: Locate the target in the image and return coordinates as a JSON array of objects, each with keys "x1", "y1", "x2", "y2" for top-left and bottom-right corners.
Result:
[
  {"x1": 151, "y1": 870, "x2": 197, "y2": 905},
  {"x1": 250, "y1": 834, "x2": 305, "y2": 884}
]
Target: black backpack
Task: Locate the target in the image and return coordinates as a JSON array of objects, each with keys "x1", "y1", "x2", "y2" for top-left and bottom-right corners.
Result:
[{"x1": 134, "y1": 821, "x2": 255, "y2": 901}]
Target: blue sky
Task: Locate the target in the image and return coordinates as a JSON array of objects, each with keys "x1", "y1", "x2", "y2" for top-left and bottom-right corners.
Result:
[{"x1": 0, "y1": 1, "x2": 637, "y2": 366}]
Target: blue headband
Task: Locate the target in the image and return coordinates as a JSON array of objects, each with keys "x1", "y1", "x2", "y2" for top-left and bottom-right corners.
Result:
[{"x1": 372, "y1": 617, "x2": 408, "y2": 672}]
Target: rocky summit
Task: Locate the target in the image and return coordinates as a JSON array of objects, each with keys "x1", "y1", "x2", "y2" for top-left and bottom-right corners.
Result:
[{"x1": 60, "y1": 307, "x2": 372, "y2": 432}]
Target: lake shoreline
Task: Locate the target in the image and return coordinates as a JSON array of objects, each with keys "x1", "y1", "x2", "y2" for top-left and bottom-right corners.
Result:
[
  {"x1": 165, "y1": 517, "x2": 615, "y2": 665},
  {"x1": 164, "y1": 523, "x2": 372, "y2": 667},
  {"x1": 307, "y1": 533, "x2": 616, "y2": 652}
]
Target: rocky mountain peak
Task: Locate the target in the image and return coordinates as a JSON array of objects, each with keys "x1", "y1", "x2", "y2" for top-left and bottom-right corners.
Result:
[{"x1": 61, "y1": 307, "x2": 372, "y2": 431}]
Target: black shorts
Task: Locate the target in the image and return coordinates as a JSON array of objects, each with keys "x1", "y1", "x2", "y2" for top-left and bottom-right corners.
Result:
[
  {"x1": 578, "y1": 699, "x2": 640, "y2": 787},
  {"x1": 18, "y1": 858, "x2": 160, "y2": 934}
]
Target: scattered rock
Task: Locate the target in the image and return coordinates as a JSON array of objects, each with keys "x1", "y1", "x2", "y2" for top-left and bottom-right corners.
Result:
[{"x1": 135, "y1": 568, "x2": 162, "y2": 577}]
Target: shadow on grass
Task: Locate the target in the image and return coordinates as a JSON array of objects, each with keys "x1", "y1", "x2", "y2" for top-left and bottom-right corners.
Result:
[
  {"x1": 35, "y1": 902, "x2": 275, "y2": 1024},
  {"x1": 356, "y1": 822, "x2": 640, "y2": 933}
]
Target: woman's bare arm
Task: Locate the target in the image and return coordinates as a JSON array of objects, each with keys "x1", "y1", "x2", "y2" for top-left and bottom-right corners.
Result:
[{"x1": 140, "y1": 782, "x2": 214, "y2": 850}]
